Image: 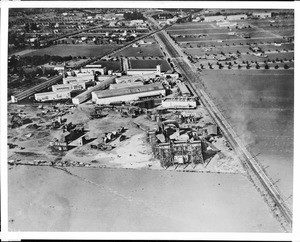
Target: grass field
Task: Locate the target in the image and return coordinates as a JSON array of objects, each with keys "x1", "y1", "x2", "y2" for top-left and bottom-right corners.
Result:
[
  {"x1": 23, "y1": 45, "x2": 121, "y2": 58},
  {"x1": 113, "y1": 45, "x2": 164, "y2": 57},
  {"x1": 194, "y1": 69, "x2": 294, "y2": 210},
  {"x1": 129, "y1": 59, "x2": 171, "y2": 72},
  {"x1": 93, "y1": 60, "x2": 122, "y2": 71}
]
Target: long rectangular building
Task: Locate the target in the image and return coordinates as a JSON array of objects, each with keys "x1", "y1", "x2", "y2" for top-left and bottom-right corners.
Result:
[
  {"x1": 177, "y1": 82, "x2": 191, "y2": 96},
  {"x1": 109, "y1": 82, "x2": 144, "y2": 90},
  {"x1": 72, "y1": 76, "x2": 116, "y2": 105},
  {"x1": 81, "y1": 64, "x2": 107, "y2": 75},
  {"x1": 11, "y1": 75, "x2": 63, "y2": 103},
  {"x1": 52, "y1": 82, "x2": 86, "y2": 92},
  {"x1": 35, "y1": 90, "x2": 71, "y2": 102},
  {"x1": 161, "y1": 97, "x2": 197, "y2": 109},
  {"x1": 63, "y1": 74, "x2": 94, "y2": 84},
  {"x1": 92, "y1": 83, "x2": 165, "y2": 105}
]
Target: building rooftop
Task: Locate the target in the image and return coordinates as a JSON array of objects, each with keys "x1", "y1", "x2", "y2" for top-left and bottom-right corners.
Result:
[{"x1": 93, "y1": 83, "x2": 164, "y2": 99}]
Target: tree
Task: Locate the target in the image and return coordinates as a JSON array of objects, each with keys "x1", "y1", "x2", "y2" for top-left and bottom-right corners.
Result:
[
  {"x1": 265, "y1": 64, "x2": 269, "y2": 69},
  {"x1": 284, "y1": 64, "x2": 289, "y2": 69}
]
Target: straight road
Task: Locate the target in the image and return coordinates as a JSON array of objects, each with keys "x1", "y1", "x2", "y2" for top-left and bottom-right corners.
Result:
[{"x1": 150, "y1": 18, "x2": 293, "y2": 231}]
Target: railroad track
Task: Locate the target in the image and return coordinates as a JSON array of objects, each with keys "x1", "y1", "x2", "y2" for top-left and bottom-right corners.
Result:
[{"x1": 153, "y1": 22, "x2": 293, "y2": 231}]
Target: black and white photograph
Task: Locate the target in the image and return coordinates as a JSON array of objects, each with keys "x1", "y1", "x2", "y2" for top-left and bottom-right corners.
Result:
[{"x1": 1, "y1": 1, "x2": 300, "y2": 240}]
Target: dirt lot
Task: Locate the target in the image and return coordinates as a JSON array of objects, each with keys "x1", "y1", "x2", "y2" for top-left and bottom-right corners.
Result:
[
  {"x1": 7, "y1": 102, "x2": 245, "y2": 174},
  {"x1": 194, "y1": 69, "x2": 294, "y2": 210},
  {"x1": 9, "y1": 165, "x2": 282, "y2": 232}
]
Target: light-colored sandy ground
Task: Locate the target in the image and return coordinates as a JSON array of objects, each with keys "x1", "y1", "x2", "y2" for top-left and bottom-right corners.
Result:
[
  {"x1": 9, "y1": 165, "x2": 282, "y2": 232},
  {"x1": 8, "y1": 103, "x2": 245, "y2": 174},
  {"x1": 198, "y1": 69, "x2": 294, "y2": 210}
]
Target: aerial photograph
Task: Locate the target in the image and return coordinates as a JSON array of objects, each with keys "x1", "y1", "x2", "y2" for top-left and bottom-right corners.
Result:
[{"x1": 7, "y1": 8, "x2": 294, "y2": 232}]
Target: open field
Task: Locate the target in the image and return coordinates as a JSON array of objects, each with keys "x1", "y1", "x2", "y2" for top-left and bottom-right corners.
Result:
[
  {"x1": 168, "y1": 28, "x2": 230, "y2": 35},
  {"x1": 129, "y1": 59, "x2": 172, "y2": 72},
  {"x1": 23, "y1": 45, "x2": 121, "y2": 58},
  {"x1": 176, "y1": 37, "x2": 284, "y2": 45},
  {"x1": 112, "y1": 44, "x2": 164, "y2": 57},
  {"x1": 194, "y1": 69, "x2": 293, "y2": 210},
  {"x1": 175, "y1": 34, "x2": 244, "y2": 42},
  {"x1": 239, "y1": 52, "x2": 294, "y2": 62},
  {"x1": 183, "y1": 44, "x2": 294, "y2": 56},
  {"x1": 168, "y1": 23, "x2": 216, "y2": 30},
  {"x1": 9, "y1": 165, "x2": 282, "y2": 232}
]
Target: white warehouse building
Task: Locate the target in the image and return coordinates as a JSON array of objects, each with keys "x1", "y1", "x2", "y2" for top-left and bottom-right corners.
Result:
[
  {"x1": 203, "y1": 15, "x2": 226, "y2": 22},
  {"x1": 63, "y1": 74, "x2": 94, "y2": 84},
  {"x1": 161, "y1": 97, "x2": 197, "y2": 109},
  {"x1": 226, "y1": 14, "x2": 247, "y2": 21},
  {"x1": 252, "y1": 12, "x2": 272, "y2": 18},
  {"x1": 52, "y1": 82, "x2": 86, "y2": 92},
  {"x1": 127, "y1": 64, "x2": 161, "y2": 76},
  {"x1": 92, "y1": 83, "x2": 165, "y2": 105},
  {"x1": 109, "y1": 82, "x2": 144, "y2": 90},
  {"x1": 35, "y1": 90, "x2": 71, "y2": 102},
  {"x1": 81, "y1": 64, "x2": 107, "y2": 75}
]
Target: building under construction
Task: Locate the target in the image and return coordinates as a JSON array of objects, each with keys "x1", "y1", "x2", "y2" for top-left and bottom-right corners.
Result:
[{"x1": 148, "y1": 132, "x2": 204, "y2": 168}]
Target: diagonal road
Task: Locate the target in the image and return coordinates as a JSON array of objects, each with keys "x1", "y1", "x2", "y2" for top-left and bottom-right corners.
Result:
[{"x1": 149, "y1": 17, "x2": 293, "y2": 231}]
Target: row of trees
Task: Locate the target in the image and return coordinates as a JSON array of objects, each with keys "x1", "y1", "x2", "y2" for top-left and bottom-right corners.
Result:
[
  {"x1": 200, "y1": 62, "x2": 291, "y2": 70},
  {"x1": 9, "y1": 55, "x2": 75, "y2": 68},
  {"x1": 123, "y1": 11, "x2": 145, "y2": 21}
]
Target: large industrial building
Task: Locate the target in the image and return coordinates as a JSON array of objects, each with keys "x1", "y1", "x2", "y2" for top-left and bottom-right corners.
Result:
[
  {"x1": 81, "y1": 64, "x2": 107, "y2": 75},
  {"x1": 63, "y1": 74, "x2": 94, "y2": 84},
  {"x1": 34, "y1": 90, "x2": 71, "y2": 102},
  {"x1": 109, "y1": 82, "x2": 144, "y2": 90},
  {"x1": 91, "y1": 83, "x2": 165, "y2": 105},
  {"x1": 72, "y1": 76, "x2": 116, "y2": 105},
  {"x1": 127, "y1": 64, "x2": 161, "y2": 76},
  {"x1": 226, "y1": 14, "x2": 247, "y2": 20},
  {"x1": 177, "y1": 82, "x2": 191, "y2": 96},
  {"x1": 252, "y1": 12, "x2": 272, "y2": 18},
  {"x1": 203, "y1": 15, "x2": 226, "y2": 22},
  {"x1": 52, "y1": 82, "x2": 86, "y2": 92}
]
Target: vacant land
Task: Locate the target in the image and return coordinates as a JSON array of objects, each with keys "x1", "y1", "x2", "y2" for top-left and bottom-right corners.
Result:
[
  {"x1": 194, "y1": 69, "x2": 294, "y2": 210},
  {"x1": 112, "y1": 44, "x2": 164, "y2": 57},
  {"x1": 168, "y1": 23, "x2": 215, "y2": 30},
  {"x1": 129, "y1": 59, "x2": 171, "y2": 72},
  {"x1": 93, "y1": 60, "x2": 122, "y2": 72},
  {"x1": 9, "y1": 165, "x2": 282, "y2": 232},
  {"x1": 23, "y1": 45, "x2": 121, "y2": 58}
]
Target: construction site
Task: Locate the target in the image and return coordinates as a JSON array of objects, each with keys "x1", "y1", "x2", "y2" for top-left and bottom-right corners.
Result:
[
  {"x1": 7, "y1": 7, "x2": 294, "y2": 234},
  {"x1": 8, "y1": 75, "x2": 243, "y2": 173}
]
